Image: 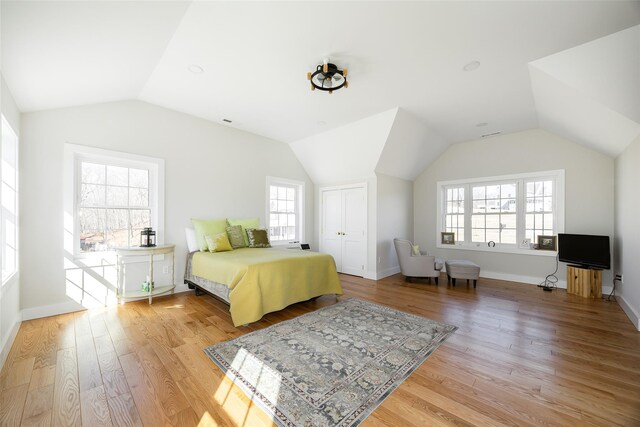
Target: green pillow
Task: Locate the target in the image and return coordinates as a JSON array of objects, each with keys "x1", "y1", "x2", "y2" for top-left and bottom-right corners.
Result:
[
  {"x1": 246, "y1": 228, "x2": 271, "y2": 248},
  {"x1": 226, "y1": 225, "x2": 247, "y2": 249},
  {"x1": 205, "y1": 233, "x2": 233, "y2": 253},
  {"x1": 191, "y1": 218, "x2": 227, "y2": 251},
  {"x1": 227, "y1": 217, "x2": 260, "y2": 246}
]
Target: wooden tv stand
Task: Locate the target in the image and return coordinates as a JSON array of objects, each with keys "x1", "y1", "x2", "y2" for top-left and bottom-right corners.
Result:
[{"x1": 566, "y1": 265, "x2": 602, "y2": 298}]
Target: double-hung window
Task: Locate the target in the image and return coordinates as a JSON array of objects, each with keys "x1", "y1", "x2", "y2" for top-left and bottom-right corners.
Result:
[
  {"x1": 66, "y1": 144, "x2": 164, "y2": 257},
  {"x1": 438, "y1": 170, "x2": 564, "y2": 253},
  {"x1": 266, "y1": 176, "x2": 304, "y2": 244},
  {"x1": 1, "y1": 115, "x2": 18, "y2": 283}
]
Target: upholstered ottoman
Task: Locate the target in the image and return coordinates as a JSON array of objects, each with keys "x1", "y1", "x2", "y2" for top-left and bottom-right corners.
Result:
[{"x1": 445, "y1": 260, "x2": 480, "y2": 288}]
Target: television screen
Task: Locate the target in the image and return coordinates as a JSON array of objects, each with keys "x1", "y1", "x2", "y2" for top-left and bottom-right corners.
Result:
[{"x1": 558, "y1": 233, "x2": 610, "y2": 269}]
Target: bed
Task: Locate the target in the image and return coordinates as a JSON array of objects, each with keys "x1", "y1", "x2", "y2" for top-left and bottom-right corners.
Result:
[{"x1": 184, "y1": 247, "x2": 343, "y2": 326}]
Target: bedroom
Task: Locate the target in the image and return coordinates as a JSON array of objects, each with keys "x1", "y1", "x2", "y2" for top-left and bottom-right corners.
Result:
[{"x1": 1, "y1": 1, "x2": 639, "y2": 426}]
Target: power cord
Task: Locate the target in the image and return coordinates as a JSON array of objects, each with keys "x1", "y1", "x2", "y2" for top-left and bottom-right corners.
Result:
[
  {"x1": 538, "y1": 253, "x2": 559, "y2": 291},
  {"x1": 607, "y1": 275, "x2": 621, "y2": 301}
]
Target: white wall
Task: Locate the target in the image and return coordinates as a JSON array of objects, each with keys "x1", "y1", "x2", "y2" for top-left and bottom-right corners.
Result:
[
  {"x1": 19, "y1": 100, "x2": 314, "y2": 316},
  {"x1": 414, "y1": 128, "x2": 615, "y2": 289},
  {"x1": 614, "y1": 135, "x2": 640, "y2": 330},
  {"x1": 375, "y1": 108, "x2": 449, "y2": 181},
  {"x1": 376, "y1": 173, "x2": 413, "y2": 279},
  {"x1": 294, "y1": 111, "x2": 401, "y2": 280},
  {"x1": 1, "y1": 74, "x2": 21, "y2": 368},
  {"x1": 290, "y1": 108, "x2": 396, "y2": 184}
]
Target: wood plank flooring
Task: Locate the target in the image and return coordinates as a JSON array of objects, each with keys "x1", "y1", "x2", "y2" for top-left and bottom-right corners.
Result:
[{"x1": 1, "y1": 273, "x2": 639, "y2": 426}]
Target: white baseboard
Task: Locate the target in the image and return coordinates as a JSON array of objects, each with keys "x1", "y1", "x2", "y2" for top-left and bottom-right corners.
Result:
[
  {"x1": 363, "y1": 270, "x2": 377, "y2": 280},
  {"x1": 376, "y1": 266, "x2": 401, "y2": 280},
  {"x1": 480, "y1": 270, "x2": 567, "y2": 288},
  {"x1": 22, "y1": 300, "x2": 85, "y2": 321},
  {"x1": 21, "y1": 285, "x2": 193, "y2": 321},
  {"x1": 617, "y1": 294, "x2": 640, "y2": 331},
  {"x1": 0, "y1": 316, "x2": 22, "y2": 370}
]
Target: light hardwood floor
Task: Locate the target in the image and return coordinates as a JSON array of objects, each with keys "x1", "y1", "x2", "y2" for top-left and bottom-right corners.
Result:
[{"x1": 1, "y1": 273, "x2": 639, "y2": 426}]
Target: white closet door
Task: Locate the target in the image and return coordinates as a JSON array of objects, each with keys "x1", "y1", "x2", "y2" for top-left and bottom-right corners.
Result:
[
  {"x1": 341, "y1": 187, "x2": 366, "y2": 276},
  {"x1": 322, "y1": 189, "x2": 343, "y2": 271}
]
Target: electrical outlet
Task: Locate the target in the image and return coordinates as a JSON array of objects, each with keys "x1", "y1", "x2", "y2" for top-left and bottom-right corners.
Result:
[{"x1": 163, "y1": 266, "x2": 169, "y2": 274}]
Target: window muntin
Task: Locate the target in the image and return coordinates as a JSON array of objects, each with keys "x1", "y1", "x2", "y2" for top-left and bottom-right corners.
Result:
[
  {"x1": 266, "y1": 177, "x2": 304, "y2": 244},
  {"x1": 525, "y1": 180, "x2": 554, "y2": 241},
  {"x1": 78, "y1": 160, "x2": 152, "y2": 252},
  {"x1": 443, "y1": 186, "x2": 464, "y2": 242},
  {"x1": 471, "y1": 182, "x2": 517, "y2": 244},
  {"x1": 1, "y1": 115, "x2": 18, "y2": 283},
  {"x1": 437, "y1": 171, "x2": 563, "y2": 252}
]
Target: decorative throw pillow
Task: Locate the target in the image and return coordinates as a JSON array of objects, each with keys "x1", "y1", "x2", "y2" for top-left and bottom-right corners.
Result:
[
  {"x1": 226, "y1": 225, "x2": 247, "y2": 249},
  {"x1": 205, "y1": 233, "x2": 233, "y2": 253},
  {"x1": 246, "y1": 228, "x2": 271, "y2": 248},
  {"x1": 412, "y1": 245, "x2": 421, "y2": 256},
  {"x1": 227, "y1": 217, "x2": 260, "y2": 246},
  {"x1": 191, "y1": 218, "x2": 227, "y2": 251}
]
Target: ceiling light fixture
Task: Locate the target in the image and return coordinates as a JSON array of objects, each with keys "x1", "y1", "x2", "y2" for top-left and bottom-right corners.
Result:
[
  {"x1": 187, "y1": 64, "x2": 204, "y2": 74},
  {"x1": 307, "y1": 59, "x2": 348, "y2": 94},
  {"x1": 463, "y1": 61, "x2": 481, "y2": 72}
]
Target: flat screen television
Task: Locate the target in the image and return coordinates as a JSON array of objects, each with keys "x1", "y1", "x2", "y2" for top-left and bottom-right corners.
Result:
[{"x1": 558, "y1": 233, "x2": 610, "y2": 270}]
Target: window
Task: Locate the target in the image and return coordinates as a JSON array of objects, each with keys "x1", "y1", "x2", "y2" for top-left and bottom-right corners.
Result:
[
  {"x1": 525, "y1": 179, "x2": 554, "y2": 241},
  {"x1": 65, "y1": 144, "x2": 164, "y2": 257},
  {"x1": 471, "y1": 182, "x2": 517, "y2": 244},
  {"x1": 1, "y1": 115, "x2": 18, "y2": 283},
  {"x1": 437, "y1": 170, "x2": 564, "y2": 254},
  {"x1": 443, "y1": 186, "x2": 464, "y2": 242},
  {"x1": 266, "y1": 177, "x2": 304, "y2": 244}
]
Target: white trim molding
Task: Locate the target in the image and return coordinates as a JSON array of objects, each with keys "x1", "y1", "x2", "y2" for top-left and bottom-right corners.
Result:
[
  {"x1": 265, "y1": 176, "x2": 305, "y2": 246},
  {"x1": 436, "y1": 169, "x2": 565, "y2": 256},
  {"x1": 617, "y1": 294, "x2": 640, "y2": 331},
  {"x1": 21, "y1": 300, "x2": 85, "y2": 321},
  {"x1": 63, "y1": 143, "x2": 165, "y2": 261},
  {"x1": 0, "y1": 315, "x2": 21, "y2": 369},
  {"x1": 376, "y1": 266, "x2": 401, "y2": 280}
]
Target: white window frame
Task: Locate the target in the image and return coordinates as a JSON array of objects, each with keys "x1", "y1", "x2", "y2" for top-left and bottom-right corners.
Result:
[
  {"x1": 436, "y1": 170, "x2": 564, "y2": 256},
  {"x1": 1, "y1": 115, "x2": 19, "y2": 285},
  {"x1": 64, "y1": 144, "x2": 165, "y2": 260},
  {"x1": 265, "y1": 176, "x2": 305, "y2": 246}
]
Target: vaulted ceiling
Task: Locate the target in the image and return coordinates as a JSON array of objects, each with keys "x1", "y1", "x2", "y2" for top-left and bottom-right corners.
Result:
[{"x1": 2, "y1": 1, "x2": 639, "y2": 159}]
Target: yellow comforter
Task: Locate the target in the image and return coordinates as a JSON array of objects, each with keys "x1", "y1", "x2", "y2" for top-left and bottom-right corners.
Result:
[{"x1": 191, "y1": 248, "x2": 343, "y2": 326}]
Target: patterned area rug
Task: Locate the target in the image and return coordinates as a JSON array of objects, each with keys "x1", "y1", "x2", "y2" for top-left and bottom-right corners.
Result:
[{"x1": 204, "y1": 298, "x2": 457, "y2": 427}]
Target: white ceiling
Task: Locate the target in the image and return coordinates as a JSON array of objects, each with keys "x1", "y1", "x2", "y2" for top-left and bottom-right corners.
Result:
[
  {"x1": 1, "y1": 2, "x2": 190, "y2": 112},
  {"x1": 529, "y1": 25, "x2": 640, "y2": 157},
  {"x1": 2, "y1": 1, "x2": 640, "y2": 149}
]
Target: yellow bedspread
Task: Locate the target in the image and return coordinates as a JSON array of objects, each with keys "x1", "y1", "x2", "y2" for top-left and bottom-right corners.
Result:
[{"x1": 191, "y1": 248, "x2": 343, "y2": 326}]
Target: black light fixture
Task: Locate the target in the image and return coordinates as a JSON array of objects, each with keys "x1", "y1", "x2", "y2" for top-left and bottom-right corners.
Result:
[
  {"x1": 307, "y1": 59, "x2": 348, "y2": 94},
  {"x1": 140, "y1": 227, "x2": 156, "y2": 247}
]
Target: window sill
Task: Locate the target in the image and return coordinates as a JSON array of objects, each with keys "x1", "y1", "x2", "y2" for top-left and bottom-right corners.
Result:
[{"x1": 436, "y1": 243, "x2": 557, "y2": 257}]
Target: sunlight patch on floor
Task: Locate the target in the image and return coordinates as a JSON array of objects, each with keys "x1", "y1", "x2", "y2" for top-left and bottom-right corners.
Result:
[
  {"x1": 213, "y1": 348, "x2": 281, "y2": 426},
  {"x1": 197, "y1": 411, "x2": 219, "y2": 427}
]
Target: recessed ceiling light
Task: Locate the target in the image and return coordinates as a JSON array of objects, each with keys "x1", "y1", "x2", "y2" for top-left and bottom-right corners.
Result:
[
  {"x1": 481, "y1": 131, "x2": 501, "y2": 138},
  {"x1": 463, "y1": 61, "x2": 481, "y2": 72},
  {"x1": 187, "y1": 64, "x2": 204, "y2": 74},
  {"x1": 476, "y1": 122, "x2": 488, "y2": 127},
  {"x1": 317, "y1": 121, "x2": 326, "y2": 126}
]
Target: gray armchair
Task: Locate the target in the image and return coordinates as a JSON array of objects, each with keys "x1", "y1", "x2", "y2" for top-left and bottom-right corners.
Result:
[{"x1": 393, "y1": 238, "x2": 444, "y2": 284}]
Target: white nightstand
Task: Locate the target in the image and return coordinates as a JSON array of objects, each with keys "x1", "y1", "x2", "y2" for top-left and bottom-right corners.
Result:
[{"x1": 115, "y1": 244, "x2": 175, "y2": 304}]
